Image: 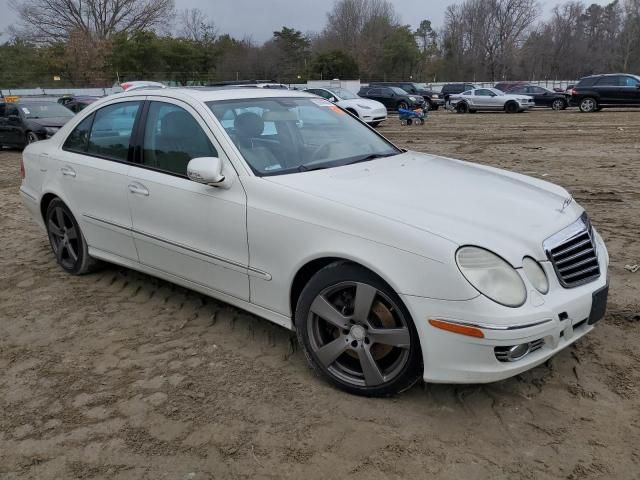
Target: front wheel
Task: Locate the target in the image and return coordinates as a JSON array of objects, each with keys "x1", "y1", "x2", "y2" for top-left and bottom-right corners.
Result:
[
  {"x1": 295, "y1": 262, "x2": 422, "y2": 397},
  {"x1": 579, "y1": 97, "x2": 598, "y2": 113},
  {"x1": 45, "y1": 199, "x2": 98, "y2": 274},
  {"x1": 551, "y1": 98, "x2": 567, "y2": 110},
  {"x1": 26, "y1": 131, "x2": 39, "y2": 145}
]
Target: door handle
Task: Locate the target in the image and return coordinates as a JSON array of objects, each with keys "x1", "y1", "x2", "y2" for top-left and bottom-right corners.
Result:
[
  {"x1": 60, "y1": 166, "x2": 76, "y2": 178},
  {"x1": 128, "y1": 183, "x2": 149, "y2": 196}
]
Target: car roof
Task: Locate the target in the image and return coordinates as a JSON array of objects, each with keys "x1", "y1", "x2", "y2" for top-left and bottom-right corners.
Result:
[{"x1": 112, "y1": 87, "x2": 315, "y2": 103}]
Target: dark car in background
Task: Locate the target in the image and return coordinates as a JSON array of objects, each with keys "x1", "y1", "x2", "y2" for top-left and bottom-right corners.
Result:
[
  {"x1": 506, "y1": 84, "x2": 568, "y2": 110},
  {"x1": 569, "y1": 73, "x2": 640, "y2": 112},
  {"x1": 493, "y1": 81, "x2": 529, "y2": 93},
  {"x1": 440, "y1": 83, "x2": 479, "y2": 103},
  {"x1": 358, "y1": 86, "x2": 426, "y2": 111},
  {"x1": 368, "y1": 82, "x2": 443, "y2": 110},
  {"x1": 0, "y1": 100, "x2": 74, "y2": 148},
  {"x1": 58, "y1": 95, "x2": 101, "y2": 113}
]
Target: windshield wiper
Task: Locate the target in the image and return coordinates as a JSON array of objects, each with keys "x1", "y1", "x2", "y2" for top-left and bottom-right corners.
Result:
[
  {"x1": 343, "y1": 152, "x2": 398, "y2": 166},
  {"x1": 296, "y1": 164, "x2": 331, "y2": 172}
]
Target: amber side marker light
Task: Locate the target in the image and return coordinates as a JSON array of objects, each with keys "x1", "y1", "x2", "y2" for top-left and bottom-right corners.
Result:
[{"x1": 428, "y1": 319, "x2": 485, "y2": 338}]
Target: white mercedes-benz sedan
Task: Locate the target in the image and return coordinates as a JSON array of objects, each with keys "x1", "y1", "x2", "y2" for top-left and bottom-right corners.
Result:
[{"x1": 19, "y1": 88, "x2": 609, "y2": 396}]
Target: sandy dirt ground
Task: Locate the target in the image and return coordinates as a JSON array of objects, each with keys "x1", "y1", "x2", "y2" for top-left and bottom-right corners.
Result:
[{"x1": 1, "y1": 109, "x2": 639, "y2": 479}]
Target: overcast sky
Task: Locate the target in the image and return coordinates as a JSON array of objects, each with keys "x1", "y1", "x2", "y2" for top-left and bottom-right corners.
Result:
[{"x1": 0, "y1": 0, "x2": 613, "y2": 42}]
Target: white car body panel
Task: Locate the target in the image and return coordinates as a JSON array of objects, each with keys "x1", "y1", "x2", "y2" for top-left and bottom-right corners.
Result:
[
  {"x1": 19, "y1": 87, "x2": 609, "y2": 384},
  {"x1": 450, "y1": 88, "x2": 535, "y2": 111},
  {"x1": 304, "y1": 88, "x2": 387, "y2": 124}
]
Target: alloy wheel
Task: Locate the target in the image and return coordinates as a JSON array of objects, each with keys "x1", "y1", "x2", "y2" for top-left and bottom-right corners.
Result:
[
  {"x1": 581, "y1": 98, "x2": 596, "y2": 112},
  {"x1": 47, "y1": 206, "x2": 80, "y2": 270},
  {"x1": 306, "y1": 281, "x2": 411, "y2": 388},
  {"x1": 552, "y1": 99, "x2": 565, "y2": 110},
  {"x1": 27, "y1": 132, "x2": 39, "y2": 144}
]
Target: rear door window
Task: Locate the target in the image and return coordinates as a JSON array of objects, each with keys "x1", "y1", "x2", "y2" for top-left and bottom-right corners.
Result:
[
  {"x1": 63, "y1": 114, "x2": 95, "y2": 152},
  {"x1": 596, "y1": 76, "x2": 622, "y2": 86},
  {"x1": 87, "y1": 101, "x2": 141, "y2": 162},
  {"x1": 578, "y1": 77, "x2": 598, "y2": 87}
]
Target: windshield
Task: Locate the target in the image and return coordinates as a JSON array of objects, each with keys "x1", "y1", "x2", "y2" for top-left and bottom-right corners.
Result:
[
  {"x1": 330, "y1": 87, "x2": 358, "y2": 100},
  {"x1": 390, "y1": 87, "x2": 409, "y2": 95},
  {"x1": 19, "y1": 102, "x2": 74, "y2": 119},
  {"x1": 208, "y1": 97, "x2": 400, "y2": 176}
]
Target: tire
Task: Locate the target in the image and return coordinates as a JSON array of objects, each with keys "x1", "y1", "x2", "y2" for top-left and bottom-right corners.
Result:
[
  {"x1": 456, "y1": 102, "x2": 469, "y2": 114},
  {"x1": 369, "y1": 121, "x2": 382, "y2": 127},
  {"x1": 469, "y1": 109, "x2": 477, "y2": 114},
  {"x1": 45, "y1": 198, "x2": 99, "y2": 274},
  {"x1": 26, "y1": 131, "x2": 39, "y2": 146},
  {"x1": 430, "y1": 104, "x2": 439, "y2": 111},
  {"x1": 579, "y1": 97, "x2": 598, "y2": 113},
  {"x1": 295, "y1": 262, "x2": 423, "y2": 397},
  {"x1": 397, "y1": 101, "x2": 408, "y2": 111},
  {"x1": 505, "y1": 101, "x2": 518, "y2": 113},
  {"x1": 551, "y1": 98, "x2": 566, "y2": 111}
]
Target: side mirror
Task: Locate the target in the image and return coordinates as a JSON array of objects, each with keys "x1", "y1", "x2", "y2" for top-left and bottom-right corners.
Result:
[
  {"x1": 187, "y1": 157, "x2": 229, "y2": 188},
  {"x1": 329, "y1": 96, "x2": 337, "y2": 102}
]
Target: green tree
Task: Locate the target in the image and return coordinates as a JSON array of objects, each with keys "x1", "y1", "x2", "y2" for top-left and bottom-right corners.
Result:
[
  {"x1": 381, "y1": 26, "x2": 421, "y2": 79},
  {"x1": 271, "y1": 26, "x2": 311, "y2": 81},
  {"x1": 309, "y1": 50, "x2": 359, "y2": 79}
]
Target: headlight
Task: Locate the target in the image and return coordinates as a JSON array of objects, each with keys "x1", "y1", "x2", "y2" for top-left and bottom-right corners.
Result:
[
  {"x1": 522, "y1": 257, "x2": 549, "y2": 294},
  {"x1": 357, "y1": 104, "x2": 372, "y2": 109},
  {"x1": 456, "y1": 246, "x2": 527, "y2": 307},
  {"x1": 409, "y1": 96, "x2": 416, "y2": 101}
]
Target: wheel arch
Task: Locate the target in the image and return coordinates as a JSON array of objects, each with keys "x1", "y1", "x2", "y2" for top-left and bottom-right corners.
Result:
[
  {"x1": 289, "y1": 255, "x2": 402, "y2": 322},
  {"x1": 345, "y1": 107, "x2": 359, "y2": 117},
  {"x1": 40, "y1": 192, "x2": 60, "y2": 222}
]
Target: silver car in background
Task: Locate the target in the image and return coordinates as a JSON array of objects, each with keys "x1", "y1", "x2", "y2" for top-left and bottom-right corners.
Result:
[{"x1": 450, "y1": 87, "x2": 534, "y2": 113}]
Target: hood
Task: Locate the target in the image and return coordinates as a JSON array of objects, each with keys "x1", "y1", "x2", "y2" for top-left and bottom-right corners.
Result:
[
  {"x1": 265, "y1": 152, "x2": 582, "y2": 265},
  {"x1": 338, "y1": 98, "x2": 385, "y2": 110},
  {"x1": 27, "y1": 117, "x2": 73, "y2": 128}
]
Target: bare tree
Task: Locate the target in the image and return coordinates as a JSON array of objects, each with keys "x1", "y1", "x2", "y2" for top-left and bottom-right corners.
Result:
[
  {"x1": 178, "y1": 8, "x2": 217, "y2": 42},
  {"x1": 9, "y1": 0, "x2": 175, "y2": 44}
]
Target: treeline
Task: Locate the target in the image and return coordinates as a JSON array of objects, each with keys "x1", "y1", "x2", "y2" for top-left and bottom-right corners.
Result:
[{"x1": 1, "y1": 0, "x2": 639, "y2": 88}]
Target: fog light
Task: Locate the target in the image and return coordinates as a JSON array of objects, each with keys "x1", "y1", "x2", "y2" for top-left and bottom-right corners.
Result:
[{"x1": 495, "y1": 343, "x2": 530, "y2": 362}]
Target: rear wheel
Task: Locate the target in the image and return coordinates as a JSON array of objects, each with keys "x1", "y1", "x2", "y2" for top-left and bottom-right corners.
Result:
[
  {"x1": 579, "y1": 97, "x2": 598, "y2": 113},
  {"x1": 505, "y1": 101, "x2": 519, "y2": 113},
  {"x1": 551, "y1": 98, "x2": 567, "y2": 110},
  {"x1": 295, "y1": 262, "x2": 422, "y2": 397},
  {"x1": 456, "y1": 102, "x2": 469, "y2": 114},
  {"x1": 45, "y1": 199, "x2": 98, "y2": 274}
]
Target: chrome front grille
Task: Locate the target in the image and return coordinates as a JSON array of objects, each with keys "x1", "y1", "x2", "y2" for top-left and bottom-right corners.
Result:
[{"x1": 543, "y1": 213, "x2": 600, "y2": 288}]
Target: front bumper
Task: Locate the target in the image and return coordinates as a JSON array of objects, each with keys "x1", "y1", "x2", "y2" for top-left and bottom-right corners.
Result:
[
  {"x1": 362, "y1": 107, "x2": 388, "y2": 124},
  {"x1": 402, "y1": 236, "x2": 609, "y2": 384}
]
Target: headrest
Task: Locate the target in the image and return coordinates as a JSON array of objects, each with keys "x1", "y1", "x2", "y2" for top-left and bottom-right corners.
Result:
[
  {"x1": 234, "y1": 112, "x2": 264, "y2": 137},
  {"x1": 161, "y1": 110, "x2": 198, "y2": 137}
]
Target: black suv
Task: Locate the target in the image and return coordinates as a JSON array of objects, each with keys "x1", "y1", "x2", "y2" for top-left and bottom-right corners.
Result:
[
  {"x1": 358, "y1": 86, "x2": 426, "y2": 111},
  {"x1": 570, "y1": 73, "x2": 640, "y2": 112},
  {"x1": 440, "y1": 83, "x2": 479, "y2": 103},
  {"x1": 368, "y1": 82, "x2": 443, "y2": 110}
]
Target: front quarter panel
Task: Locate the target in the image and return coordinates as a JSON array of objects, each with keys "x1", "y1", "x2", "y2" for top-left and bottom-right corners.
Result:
[{"x1": 242, "y1": 177, "x2": 478, "y2": 318}]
